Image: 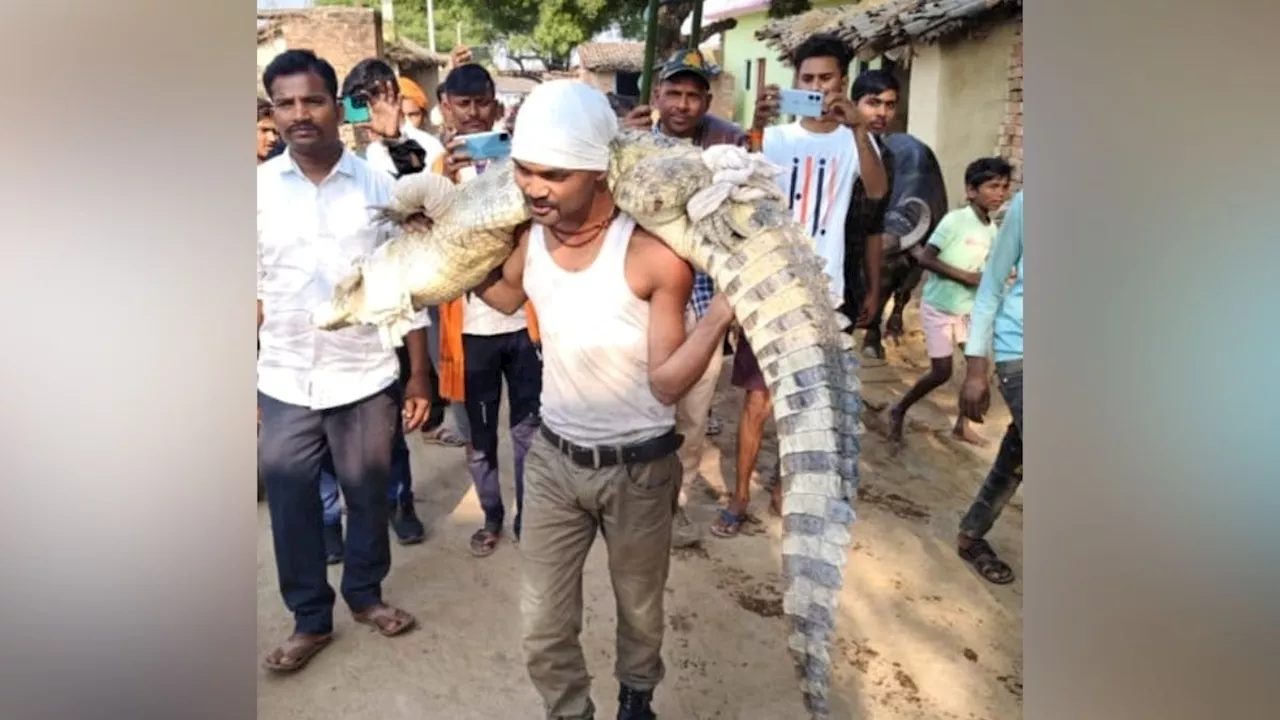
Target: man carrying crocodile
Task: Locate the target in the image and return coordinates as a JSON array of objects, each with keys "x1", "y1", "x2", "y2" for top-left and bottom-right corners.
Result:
[{"x1": 472, "y1": 79, "x2": 735, "y2": 719}]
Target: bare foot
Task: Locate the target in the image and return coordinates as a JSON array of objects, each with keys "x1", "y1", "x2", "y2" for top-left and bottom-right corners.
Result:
[
  {"x1": 769, "y1": 483, "x2": 783, "y2": 516},
  {"x1": 951, "y1": 422, "x2": 991, "y2": 448}
]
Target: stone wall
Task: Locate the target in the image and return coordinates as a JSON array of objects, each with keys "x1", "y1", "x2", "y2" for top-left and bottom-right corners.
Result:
[{"x1": 994, "y1": 20, "x2": 1023, "y2": 190}]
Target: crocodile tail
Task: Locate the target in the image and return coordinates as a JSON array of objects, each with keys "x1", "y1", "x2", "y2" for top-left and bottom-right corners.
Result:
[{"x1": 711, "y1": 223, "x2": 858, "y2": 718}]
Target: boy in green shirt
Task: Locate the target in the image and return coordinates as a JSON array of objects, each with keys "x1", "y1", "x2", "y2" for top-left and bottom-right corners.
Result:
[{"x1": 886, "y1": 157, "x2": 1012, "y2": 450}]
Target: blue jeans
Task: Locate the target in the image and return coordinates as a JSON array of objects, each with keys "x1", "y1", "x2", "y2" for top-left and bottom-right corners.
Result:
[
  {"x1": 322, "y1": 429, "x2": 411, "y2": 527},
  {"x1": 959, "y1": 359, "x2": 1024, "y2": 539}
]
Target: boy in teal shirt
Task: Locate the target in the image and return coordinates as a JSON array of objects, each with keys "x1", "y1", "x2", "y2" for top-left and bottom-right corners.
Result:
[{"x1": 887, "y1": 157, "x2": 1012, "y2": 450}]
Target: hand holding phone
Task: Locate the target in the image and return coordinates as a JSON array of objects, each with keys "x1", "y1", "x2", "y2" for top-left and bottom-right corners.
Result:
[
  {"x1": 443, "y1": 133, "x2": 471, "y2": 180},
  {"x1": 753, "y1": 84, "x2": 781, "y2": 128}
]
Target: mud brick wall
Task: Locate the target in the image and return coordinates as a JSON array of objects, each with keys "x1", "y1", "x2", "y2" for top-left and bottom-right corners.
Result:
[
  {"x1": 260, "y1": 7, "x2": 384, "y2": 151},
  {"x1": 993, "y1": 20, "x2": 1023, "y2": 191},
  {"x1": 270, "y1": 7, "x2": 383, "y2": 88}
]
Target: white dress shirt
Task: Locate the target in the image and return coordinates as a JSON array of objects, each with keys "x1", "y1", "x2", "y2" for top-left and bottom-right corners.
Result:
[
  {"x1": 365, "y1": 122, "x2": 446, "y2": 179},
  {"x1": 257, "y1": 149, "x2": 430, "y2": 410}
]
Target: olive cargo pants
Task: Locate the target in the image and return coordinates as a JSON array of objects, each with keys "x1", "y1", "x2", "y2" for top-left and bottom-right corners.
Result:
[{"x1": 519, "y1": 431, "x2": 682, "y2": 719}]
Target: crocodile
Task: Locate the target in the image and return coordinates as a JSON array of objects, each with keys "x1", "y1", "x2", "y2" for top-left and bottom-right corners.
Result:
[{"x1": 313, "y1": 129, "x2": 861, "y2": 719}]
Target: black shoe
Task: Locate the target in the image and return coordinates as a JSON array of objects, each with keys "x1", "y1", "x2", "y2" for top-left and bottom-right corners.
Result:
[
  {"x1": 617, "y1": 686, "x2": 656, "y2": 720},
  {"x1": 391, "y1": 502, "x2": 426, "y2": 545},
  {"x1": 323, "y1": 523, "x2": 344, "y2": 565}
]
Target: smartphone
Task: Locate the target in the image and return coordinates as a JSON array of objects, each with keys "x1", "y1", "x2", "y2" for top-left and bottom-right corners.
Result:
[
  {"x1": 777, "y1": 88, "x2": 824, "y2": 118},
  {"x1": 341, "y1": 95, "x2": 371, "y2": 124},
  {"x1": 458, "y1": 130, "x2": 512, "y2": 161},
  {"x1": 468, "y1": 45, "x2": 493, "y2": 64}
]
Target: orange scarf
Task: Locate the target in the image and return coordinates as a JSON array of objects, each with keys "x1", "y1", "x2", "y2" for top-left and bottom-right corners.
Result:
[{"x1": 432, "y1": 155, "x2": 540, "y2": 402}]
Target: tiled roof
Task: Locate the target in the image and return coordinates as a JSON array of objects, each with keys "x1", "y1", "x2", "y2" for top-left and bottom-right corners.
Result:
[
  {"x1": 574, "y1": 42, "x2": 648, "y2": 73},
  {"x1": 756, "y1": 0, "x2": 1022, "y2": 62},
  {"x1": 384, "y1": 38, "x2": 450, "y2": 68}
]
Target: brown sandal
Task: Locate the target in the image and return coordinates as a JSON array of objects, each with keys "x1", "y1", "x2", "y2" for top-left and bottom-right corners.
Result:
[
  {"x1": 351, "y1": 603, "x2": 417, "y2": 637},
  {"x1": 262, "y1": 633, "x2": 332, "y2": 673}
]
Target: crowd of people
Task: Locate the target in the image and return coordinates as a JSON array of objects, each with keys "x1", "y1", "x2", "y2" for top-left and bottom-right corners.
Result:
[{"x1": 256, "y1": 32, "x2": 1025, "y2": 719}]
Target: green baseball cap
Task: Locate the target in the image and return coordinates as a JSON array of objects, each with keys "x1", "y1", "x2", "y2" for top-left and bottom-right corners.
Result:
[{"x1": 655, "y1": 48, "x2": 719, "y2": 84}]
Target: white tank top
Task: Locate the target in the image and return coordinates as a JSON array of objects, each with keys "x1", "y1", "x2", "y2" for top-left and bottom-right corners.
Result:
[{"x1": 524, "y1": 213, "x2": 676, "y2": 446}]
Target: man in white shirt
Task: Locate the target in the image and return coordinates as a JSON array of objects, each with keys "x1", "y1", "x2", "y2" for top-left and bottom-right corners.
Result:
[
  {"x1": 713, "y1": 34, "x2": 887, "y2": 537},
  {"x1": 257, "y1": 49, "x2": 430, "y2": 673}
]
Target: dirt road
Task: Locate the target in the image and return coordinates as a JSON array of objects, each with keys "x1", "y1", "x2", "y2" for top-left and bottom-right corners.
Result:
[{"x1": 257, "y1": 304, "x2": 1023, "y2": 719}]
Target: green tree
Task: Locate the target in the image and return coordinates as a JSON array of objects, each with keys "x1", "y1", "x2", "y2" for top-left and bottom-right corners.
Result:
[
  {"x1": 767, "y1": 0, "x2": 812, "y2": 19},
  {"x1": 316, "y1": 0, "x2": 657, "y2": 70}
]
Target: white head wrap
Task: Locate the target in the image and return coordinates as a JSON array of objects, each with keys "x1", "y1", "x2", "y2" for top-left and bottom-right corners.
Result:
[{"x1": 510, "y1": 80, "x2": 617, "y2": 171}]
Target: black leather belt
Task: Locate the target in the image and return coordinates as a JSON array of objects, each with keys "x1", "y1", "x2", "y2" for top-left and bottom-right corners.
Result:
[{"x1": 540, "y1": 425, "x2": 683, "y2": 470}]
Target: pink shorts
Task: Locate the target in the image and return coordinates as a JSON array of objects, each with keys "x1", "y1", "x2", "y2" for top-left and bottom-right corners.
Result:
[{"x1": 919, "y1": 301, "x2": 970, "y2": 359}]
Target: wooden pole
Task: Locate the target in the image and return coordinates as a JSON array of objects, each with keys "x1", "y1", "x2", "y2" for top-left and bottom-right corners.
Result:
[
  {"x1": 639, "y1": 0, "x2": 662, "y2": 103},
  {"x1": 748, "y1": 59, "x2": 766, "y2": 151},
  {"x1": 689, "y1": 0, "x2": 704, "y2": 47}
]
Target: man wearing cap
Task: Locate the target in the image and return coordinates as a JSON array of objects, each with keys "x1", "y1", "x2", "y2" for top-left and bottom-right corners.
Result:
[
  {"x1": 474, "y1": 79, "x2": 735, "y2": 720},
  {"x1": 622, "y1": 48, "x2": 745, "y2": 542}
]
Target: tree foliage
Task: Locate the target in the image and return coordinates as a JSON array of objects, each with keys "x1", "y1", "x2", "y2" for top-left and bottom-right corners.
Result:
[
  {"x1": 316, "y1": 0, "x2": 662, "y2": 70},
  {"x1": 767, "y1": 0, "x2": 812, "y2": 20}
]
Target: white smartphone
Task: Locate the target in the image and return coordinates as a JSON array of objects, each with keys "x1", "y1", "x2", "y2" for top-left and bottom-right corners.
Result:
[{"x1": 777, "y1": 88, "x2": 824, "y2": 118}]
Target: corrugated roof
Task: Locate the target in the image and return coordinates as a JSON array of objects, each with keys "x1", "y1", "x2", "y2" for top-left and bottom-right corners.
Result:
[{"x1": 756, "y1": 0, "x2": 1022, "y2": 62}]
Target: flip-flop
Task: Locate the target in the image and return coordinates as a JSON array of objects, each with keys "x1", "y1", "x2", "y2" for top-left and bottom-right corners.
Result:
[
  {"x1": 421, "y1": 426, "x2": 466, "y2": 447},
  {"x1": 709, "y1": 507, "x2": 748, "y2": 538},
  {"x1": 958, "y1": 539, "x2": 1016, "y2": 585},
  {"x1": 262, "y1": 633, "x2": 332, "y2": 673},
  {"x1": 351, "y1": 604, "x2": 417, "y2": 637}
]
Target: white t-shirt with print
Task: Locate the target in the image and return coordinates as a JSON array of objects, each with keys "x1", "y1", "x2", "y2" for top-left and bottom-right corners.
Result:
[
  {"x1": 762, "y1": 122, "x2": 876, "y2": 305},
  {"x1": 457, "y1": 161, "x2": 527, "y2": 336}
]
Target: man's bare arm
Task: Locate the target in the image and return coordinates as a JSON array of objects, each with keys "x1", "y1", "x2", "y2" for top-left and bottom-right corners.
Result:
[
  {"x1": 644, "y1": 239, "x2": 735, "y2": 406},
  {"x1": 472, "y1": 227, "x2": 530, "y2": 314},
  {"x1": 854, "y1": 128, "x2": 888, "y2": 200},
  {"x1": 864, "y1": 233, "x2": 885, "y2": 305},
  {"x1": 912, "y1": 245, "x2": 981, "y2": 287}
]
